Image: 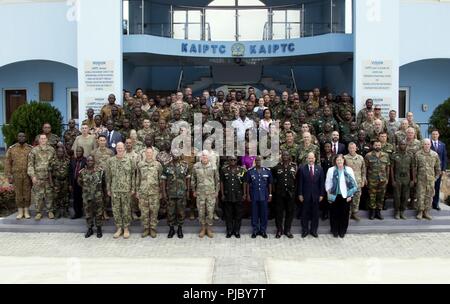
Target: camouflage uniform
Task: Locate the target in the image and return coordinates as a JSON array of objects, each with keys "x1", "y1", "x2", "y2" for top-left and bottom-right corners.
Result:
[
  {"x1": 63, "y1": 128, "x2": 81, "y2": 146},
  {"x1": 297, "y1": 143, "x2": 320, "y2": 165},
  {"x1": 395, "y1": 130, "x2": 407, "y2": 146},
  {"x1": 152, "y1": 129, "x2": 173, "y2": 151},
  {"x1": 270, "y1": 102, "x2": 285, "y2": 121},
  {"x1": 105, "y1": 156, "x2": 135, "y2": 229},
  {"x1": 317, "y1": 132, "x2": 333, "y2": 147},
  {"x1": 405, "y1": 139, "x2": 421, "y2": 155},
  {"x1": 356, "y1": 108, "x2": 370, "y2": 125},
  {"x1": 360, "y1": 121, "x2": 375, "y2": 141},
  {"x1": 344, "y1": 153, "x2": 366, "y2": 213},
  {"x1": 415, "y1": 149, "x2": 441, "y2": 212},
  {"x1": 100, "y1": 104, "x2": 125, "y2": 124},
  {"x1": 386, "y1": 120, "x2": 400, "y2": 145},
  {"x1": 5, "y1": 143, "x2": 33, "y2": 208},
  {"x1": 49, "y1": 157, "x2": 70, "y2": 214},
  {"x1": 136, "y1": 159, "x2": 163, "y2": 231},
  {"x1": 313, "y1": 117, "x2": 338, "y2": 134},
  {"x1": 34, "y1": 133, "x2": 60, "y2": 149},
  {"x1": 365, "y1": 151, "x2": 390, "y2": 210},
  {"x1": 280, "y1": 143, "x2": 299, "y2": 164},
  {"x1": 381, "y1": 142, "x2": 395, "y2": 156},
  {"x1": 78, "y1": 167, "x2": 104, "y2": 228},
  {"x1": 126, "y1": 150, "x2": 141, "y2": 216},
  {"x1": 82, "y1": 118, "x2": 96, "y2": 130},
  {"x1": 27, "y1": 145, "x2": 55, "y2": 214},
  {"x1": 91, "y1": 147, "x2": 114, "y2": 170},
  {"x1": 161, "y1": 160, "x2": 191, "y2": 227},
  {"x1": 137, "y1": 127, "x2": 153, "y2": 142},
  {"x1": 391, "y1": 151, "x2": 414, "y2": 212},
  {"x1": 342, "y1": 132, "x2": 358, "y2": 146},
  {"x1": 191, "y1": 162, "x2": 220, "y2": 226},
  {"x1": 335, "y1": 102, "x2": 355, "y2": 122},
  {"x1": 356, "y1": 141, "x2": 371, "y2": 157}
]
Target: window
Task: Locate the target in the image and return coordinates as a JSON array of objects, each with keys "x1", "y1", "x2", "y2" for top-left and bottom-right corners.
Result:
[{"x1": 67, "y1": 88, "x2": 79, "y2": 122}]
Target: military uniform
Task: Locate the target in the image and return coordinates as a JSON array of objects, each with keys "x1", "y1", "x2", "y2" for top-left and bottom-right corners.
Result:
[
  {"x1": 297, "y1": 143, "x2": 320, "y2": 166},
  {"x1": 27, "y1": 144, "x2": 55, "y2": 217},
  {"x1": 381, "y1": 142, "x2": 395, "y2": 155},
  {"x1": 317, "y1": 132, "x2": 333, "y2": 147},
  {"x1": 405, "y1": 139, "x2": 421, "y2": 155},
  {"x1": 136, "y1": 158, "x2": 163, "y2": 233},
  {"x1": 34, "y1": 133, "x2": 60, "y2": 149},
  {"x1": 137, "y1": 127, "x2": 153, "y2": 142},
  {"x1": 272, "y1": 162, "x2": 297, "y2": 234},
  {"x1": 356, "y1": 108, "x2": 370, "y2": 125},
  {"x1": 313, "y1": 117, "x2": 338, "y2": 134},
  {"x1": 63, "y1": 128, "x2": 81, "y2": 146},
  {"x1": 152, "y1": 129, "x2": 173, "y2": 151},
  {"x1": 49, "y1": 156, "x2": 70, "y2": 217},
  {"x1": 5, "y1": 143, "x2": 33, "y2": 209},
  {"x1": 280, "y1": 143, "x2": 299, "y2": 163},
  {"x1": 82, "y1": 118, "x2": 96, "y2": 130},
  {"x1": 344, "y1": 153, "x2": 366, "y2": 214},
  {"x1": 335, "y1": 102, "x2": 355, "y2": 122},
  {"x1": 365, "y1": 151, "x2": 390, "y2": 211},
  {"x1": 343, "y1": 132, "x2": 358, "y2": 146},
  {"x1": 91, "y1": 147, "x2": 114, "y2": 170},
  {"x1": 191, "y1": 162, "x2": 220, "y2": 227},
  {"x1": 391, "y1": 151, "x2": 414, "y2": 214},
  {"x1": 100, "y1": 104, "x2": 125, "y2": 124},
  {"x1": 360, "y1": 121, "x2": 375, "y2": 141},
  {"x1": 245, "y1": 167, "x2": 273, "y2": 235},
  {"x1": 356, "y1": 141, "x2": 371, "y2": 157},
  {"x1": 386, "y1": 120, "x2": 400, "y2": 145},
  {"x1": 78, "y1": 167, "x2": 104, "y2": 228},
  {"x1": 395, "y1": 130, "x2": 407, "y2": 146},
  {"x1": 161, "y1": 160, "x2": 191, "y2": 228},
  {"x1": 220, "y1": 165, "x2": 246, "y2": 235},
  {"x1": 270, "y1": 102, "x2": 285, "y2": 121},
  {"x1": 415, "y1": 149, "x2": 441, "y2": 215},
  {"x1": 106, "y1": 156, "x2": 135, "y2": 229}
]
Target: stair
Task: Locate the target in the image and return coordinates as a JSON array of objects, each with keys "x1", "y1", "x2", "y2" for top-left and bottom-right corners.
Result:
[{"x1": 2, "y1": 208, "x2": 450, "y2": 235}]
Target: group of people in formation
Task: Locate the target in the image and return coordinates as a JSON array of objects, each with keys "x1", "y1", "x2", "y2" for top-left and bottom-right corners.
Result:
[{"x1": 4, "y1": 86, "x2": 447, "y2": 239}]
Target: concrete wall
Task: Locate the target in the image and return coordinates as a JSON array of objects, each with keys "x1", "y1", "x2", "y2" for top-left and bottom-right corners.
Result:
[
  {"x1": 0, "y1": 1, "x2": 77, "y2": 69},
  {"x1": 399, "y1": 1, "x2": 450, "y2": 66},
  {"x1": 400, "y1": 59, "x2": 450, "y2": 124},
  {"x1": 0, "y1": 60, "x2": 78, "y2": 148}
]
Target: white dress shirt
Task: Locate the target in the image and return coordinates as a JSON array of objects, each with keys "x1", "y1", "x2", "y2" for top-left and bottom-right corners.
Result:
[{"x1": 232, "y1": 117, "x2": 256, "y2": 141}]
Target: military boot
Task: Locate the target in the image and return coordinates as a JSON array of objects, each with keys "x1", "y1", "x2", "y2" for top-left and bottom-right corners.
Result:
[
  {"x1": 85, "y1": 227, "x2": 94, "y2": 238},
  {"x1": 113, "y1": 227, "x2": 123, "y2": 239},
  {"x1": 16, "y1": 208, "x2": 24, "y2": 220},
  {"x1": 199, "y1": 225, "x2": 206, "y2": 238},
  {"x1": 423, "y1": 210, "x2": 433, "y2": 220},
  {"x1": 141, "y1": 230, "x2": 150, "y2": 238},
  {"x1": 103, "y1": 211, "x2": 110, "y2": 220},
  {"x1": 168, "y1": 226, "x2": 175, "y2": 238},
  {"x1": 375, "y1": 209, "x2": 384, "y2": 220},
  {"x1": 177, "y1": 226, "x2": 184, "y2": 239},
  {"x1": 96, "y1": 226, "x2": 103, "y2": 238},
  {"x1": 206, "y1": 226, "x2": 214, "y2": 238},
  {"x1": 394, "y1": 211, "x2": 400, "y2": 220},
  {"x1": 24, "y1": 208, "x2": 31, "y2": 219},
  {"x1": 62, "y1": 208, "x2": 70, "y2": 218},
  {"x1": 400, "y1": 211, "x2": 407, "y2": 220},
  {"x1": 369, "y1": 209, "x2": 375, "y2": 220},
  {"x1": 48, "y1": 211, "x2": 55, "y2": 219},
  {"x1": 54, "y1": 209, "x2": 61, "y2": 219},
  {"x1": 35, "y1": 213, "x2": 42, "y2": 221},
  {"x1": 416, "y1": 210, "x2": 423, "y2": 220},
  {"x1": 351, "y1": 212, "x2": 361, "y2": 221},
  {"x1": 123, "y1": 227, "x2": 130, "y2": 239},
  {"x1": 189, "y1": 209, "x2": 196, "y2": 220},
  {"x1": 149, "y1": 229, "x2": 157, "y2": 238}
]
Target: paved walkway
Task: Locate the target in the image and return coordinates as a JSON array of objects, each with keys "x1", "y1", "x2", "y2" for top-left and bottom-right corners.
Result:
[{"x1": 1, "y1": 232, "x2": 450, "y2": 283}]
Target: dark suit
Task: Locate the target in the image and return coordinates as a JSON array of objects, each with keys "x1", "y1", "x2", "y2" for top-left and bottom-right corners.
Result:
[
  {"x1": 298, "y1": 164, "x2": 325, "y2": 234},
  {"x1": 70, "y1": 157, "x2": 87, "y2": 218},
  {"x1": 331, "y1": 141, "x2": 346, "y2": 155},
  {"x1": 102, "y1": 130, "x2": 123, "y2": 154},
  {"x1": 431, "y1": 140, "x2": 447, "y2": 208}
]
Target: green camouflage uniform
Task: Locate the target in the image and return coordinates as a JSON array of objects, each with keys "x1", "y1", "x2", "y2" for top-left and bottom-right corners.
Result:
[
  {"x1": 78, "y1": 167, "x2": 104, "y2": 228},
  {"x1": 152, "y1": 129, "x2": 173, "y2": 151},
  {"x1": 49, "y1": 157, "x2": 70, "y2": 213},
  {"x1": 63, "y1": 128, "x2": 81, "y2": 146},
  {"x1": 27, "y1": 145, "x2": 55, "y2": 214},
  {"x1": 391, "y1": 151, "x2": 414, "y2": 212},
  {"x1": 161, "y1": 160, "x2": 191, "y2": 227},
  {"x1": 335, "y1": 102, "x2": 355, "y2": 122},
  {"x1": 106, "y1": 156, "x2": 135, "y2": 229},
  {"x1": 297, "y1": 143, "x2": 320, "y2": 165},
  {"x1": 415, "y1": 149, "x2": 441, "y2": 212},
  {"x1": 137, "y1": 127, "x2": 153, "y2": 142},
  {"x1": 280, "y1": 143, "x2": 299, "y2": 164},
  {"x1": 191, "y1": 162, "x2": 220, "y2": 226},
  {"x1": 344, "y1": 153, "x2": 366, "y2": 213},
  {"x1": 136, "y1": 158, "x2": 163, "y2": 231},
  {"x1": 270, "y1": 102, "x2": 285, "y2": 121},
  {"x1": 365, "y1": 151, "x2": 390, "y2": 210}
]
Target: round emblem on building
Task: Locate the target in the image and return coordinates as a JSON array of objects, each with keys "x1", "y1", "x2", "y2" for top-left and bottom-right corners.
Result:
[{"x1": 231, "y1": 43, "x2": 245, "y2": 57}]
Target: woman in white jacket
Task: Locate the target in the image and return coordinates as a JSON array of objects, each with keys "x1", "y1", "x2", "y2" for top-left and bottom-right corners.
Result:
[{"x1": 325, "y1": 154, "x2": 358, "y2": 238}]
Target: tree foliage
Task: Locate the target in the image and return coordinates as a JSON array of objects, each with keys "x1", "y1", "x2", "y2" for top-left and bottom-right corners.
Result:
[{"x1": 429, "y1": 97, "x2": 450, "y2": 167}]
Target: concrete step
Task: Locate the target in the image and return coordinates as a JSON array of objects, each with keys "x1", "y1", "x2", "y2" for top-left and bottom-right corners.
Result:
[{"x1": 1, "y1": 209, "x2": 450, "y2": 234}]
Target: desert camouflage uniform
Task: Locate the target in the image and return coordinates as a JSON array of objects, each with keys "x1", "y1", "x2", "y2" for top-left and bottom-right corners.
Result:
[
  {"x1": 344, "y1": 153, "x2": 366, "y2": 213},
  {"x1": 5, "y1": 143, "x2": 32, "y2": 208},
  {"x1": 415, "y1": 149, "x2": 441, "y2": 212},
  {"x1": 191, "y1": 162, "x2": 220, "y2": 226}
]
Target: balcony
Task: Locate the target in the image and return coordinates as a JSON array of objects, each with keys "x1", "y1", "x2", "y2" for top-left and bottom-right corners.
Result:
[{"x1": 122, "y1": 0, "x2": 352, "y2": 41}]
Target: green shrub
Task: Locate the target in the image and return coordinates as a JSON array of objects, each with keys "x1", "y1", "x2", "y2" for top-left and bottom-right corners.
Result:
[
  {"x1": 429, "y1": 97, "x2": 450, "y2": 168},
  {"x1": 2, "y1": 101, "x2": 63, "y2": 147}
]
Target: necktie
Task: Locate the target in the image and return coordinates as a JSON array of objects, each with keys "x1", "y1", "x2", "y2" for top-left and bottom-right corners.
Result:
[
  {"x1": 435, "y1": 141, "x2": 438, "y2": 150},
  {"x1": 333, "y1": 143, "x2": 337, "y2": 154},
  {"x1": 309, "y1": 165, "x2": 314, "y2": 180},
  {"x1": 108, "y1": 131, "x2": 112, "y2": 145}
]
